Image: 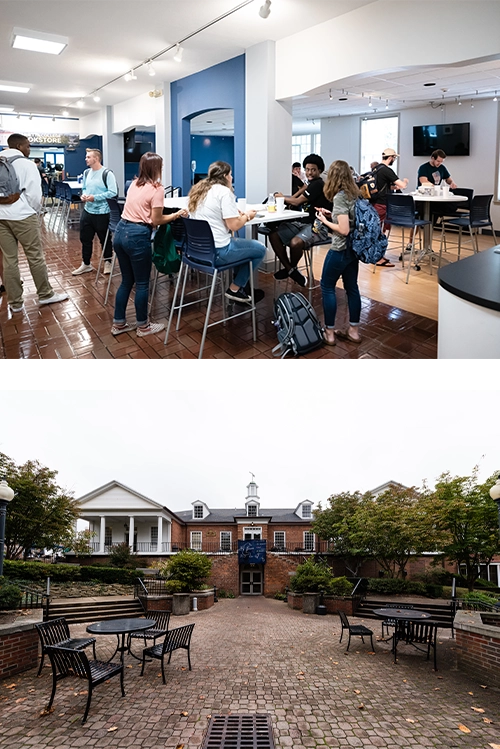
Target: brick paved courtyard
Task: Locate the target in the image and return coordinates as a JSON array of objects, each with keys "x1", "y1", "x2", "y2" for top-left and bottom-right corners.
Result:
[{"x1": 0, "y1": 597, "x2": 499, "y2": 749}]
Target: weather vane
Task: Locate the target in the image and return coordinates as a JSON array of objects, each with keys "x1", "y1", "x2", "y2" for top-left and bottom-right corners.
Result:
[{"x1": 249, "y1": 471, "x2": 255, "y2": 482}]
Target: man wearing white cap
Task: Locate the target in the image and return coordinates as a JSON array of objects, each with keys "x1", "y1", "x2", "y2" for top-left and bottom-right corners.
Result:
[{"x1": 372, "y1": 148, "x2": 409, "y2": 267}]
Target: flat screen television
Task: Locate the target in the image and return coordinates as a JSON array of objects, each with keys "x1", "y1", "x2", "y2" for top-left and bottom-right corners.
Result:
[{"x1": 413, "y1": 123, "x2": 470, "y2": 157}]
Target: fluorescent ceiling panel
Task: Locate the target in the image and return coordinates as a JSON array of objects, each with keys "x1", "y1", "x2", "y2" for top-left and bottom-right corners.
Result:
[
  {"x1": 0, "y1": 83, "x2": 30, "y2": 93},
  {"x1": 12, "y1": 28, "x2": 68, "y2": 55}
]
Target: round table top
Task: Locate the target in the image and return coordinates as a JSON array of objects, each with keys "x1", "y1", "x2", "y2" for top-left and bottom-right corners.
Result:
[
  {"x1": 411, "y1": 193, "x2": 466, "y2": 203},
  {"x1": 86, "y1": 617, "x2": 155, "y2": 635},
  {"x1": 373, "y1": 607, "x2": 431, "y2": 621}
]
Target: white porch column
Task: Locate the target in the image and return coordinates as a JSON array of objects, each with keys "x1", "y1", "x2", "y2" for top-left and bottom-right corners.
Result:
[
  {"x1": 100, "y1": 516, "x2": 105, "y2": 553},
  {"x1": 128, "y1": 516, "x2": 134, "y2": 549},
  {"x1": 158, "y1": 516, "x2": 163, "y2": 553}
]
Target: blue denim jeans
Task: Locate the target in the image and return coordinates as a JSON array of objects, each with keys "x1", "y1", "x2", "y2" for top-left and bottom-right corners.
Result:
[
  {"x1": 215, "y1": 237, "x2": 266, "y2": 288},
  {"x1": 113, "y1": 219, "x2": 152, "y2": 326},
  {"x1": 320, "y1": 248, "x2": 361, "y2": 328}
]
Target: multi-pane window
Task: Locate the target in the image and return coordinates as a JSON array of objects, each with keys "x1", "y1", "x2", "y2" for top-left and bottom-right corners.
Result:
[
  {"x1": 360, "y1": 115, "x2": 399, "y2": 174},
  {"x1": 105, "y1": 526, "x2": 112, "y2": 547},
  {"x1": 151, "y1": 526, "x2": 158, "y2": 550},
  {"x1": 191, "y1": 531, "x2": 202, "y2": 551},
  {"x1": 220, "y1": 531, "x2": 232, "y2": 551},
  {"x1": 274, "y1": 531, "x2": 285, "y2": 549},
  {"x1": 292, "y1": 134, "x2": 322, "y2": 168},
  {"x1": 194, "y1": 505, "x2": 203, "y2": 519},
  {"x1": 243, "y1": 527, "x2": 262, "y2": 540},
  {"x1": 302, "y1": 504, "x2": 312, "y2": 519},
  {"x1": 304, "y1": 531, "x2": 315, "y2": 551},
  {"x1": 247, "y1": 504, "x2": 257, "y2": 517}
]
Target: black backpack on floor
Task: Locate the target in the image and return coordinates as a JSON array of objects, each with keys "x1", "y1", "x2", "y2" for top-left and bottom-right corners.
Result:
[{"x1": 272, "y1": 291, "x2": 324, "y2": 358}]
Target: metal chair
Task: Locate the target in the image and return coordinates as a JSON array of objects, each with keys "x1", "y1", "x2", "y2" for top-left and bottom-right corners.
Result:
[
  {"x1": 393, "y1": 620, "x2": 438, "y2": 669},
  {"x1": 381, "y1": 604, "x2": 414, "y2": 639},
  {"x1": 439, "y1": 194, "x2": 497, "y2": 265},
  {"x1": 95, "y1": 198, "x2": 124, "y2": 304},
  {"x1": 164, "y1": 217, "x2": 257, "y2": 359},
  {"x1": 35, "y1": 618, "x2": 96, "y2": 677},
  {"x1": 140, "y1": 623, "x2": 195, "y2": 684},
  {"x1": 386, "y1": 194, "x2": 432, "y2": 283},
  {"x1": 338, "y1": 611, "x2": 374, "y2": 652},
  {"x1": 45, "y1": 645, "x2": 124, "y2": 724},
  {"x1": 127, "y1": 610, "x2": 170, "y2": 656}
]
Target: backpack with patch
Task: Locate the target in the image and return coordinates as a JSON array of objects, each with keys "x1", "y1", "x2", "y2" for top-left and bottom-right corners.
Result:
[
  {"x1": 348, "y1": 197, "x2": 388, "y2": 264},
  {"x1": 357, "y1": 164, "x2": 382, "y2": 201},
  {"x1": 0, "y1": 154, "x2": 24, "y2": 204},
  {"x1": 272, "y1": 291, "x2": 324, "y2": 358}
]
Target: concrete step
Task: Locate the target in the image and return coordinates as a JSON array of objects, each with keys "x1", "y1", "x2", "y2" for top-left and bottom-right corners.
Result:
[{"x1": 47, "y1": 597, "x2": 144, "y2": 624}]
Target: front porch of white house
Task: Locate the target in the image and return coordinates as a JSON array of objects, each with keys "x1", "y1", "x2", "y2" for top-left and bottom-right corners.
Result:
[{"x1": 71, "y1": 514, "x2": 174, "y2": 556}]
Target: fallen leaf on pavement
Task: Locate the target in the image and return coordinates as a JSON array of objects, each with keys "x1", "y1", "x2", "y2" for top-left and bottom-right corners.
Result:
[
  {"x1": 458, "y1": 724, "x2": 471, "y2": 733},
  {"x1": 405, "y1": 719, "x2": 416, "y2": 724},
  {"x1": 434, "y1": 687, "x2": 440, "y2": 690},
  {"x1": 354, "y1": 690, "x2": 361, "y2": 694},
  {"x1": 471, "y1": 707, "x2": 485, "y2": 713},
  {"x1": 15, "y1": 698, "x2": 26, "y2": 703},
  {"x1": 5, "y1": 684, "x2": 16, "y2": 690},
  {"x1": 483, "y1": 718, "x2": 492, "y2": 724},
  {"x1": 481, "y1": 685, "x2": 488, "y2": 689},
  {"x1": 39, "y1": 707, "x2": 54, "y2": 716},
  {"x1": 357, "y1": 704, "x2": 364, "y2": 710},
  {"x1": 107, "y1": 726, "x2": 118, "y2": 732},
  {"x1": 181, "y1": 711, "x2": 189, "y2": 716},
  {"x1": 489, "y1": 744, "x2": 500, "y2": 749},
  {"x1": 468, "y1": 691, "x2": 474, "y2": 695},
  {"x1": 176, "y1": 745, "x2": 184, "y2": 749}
]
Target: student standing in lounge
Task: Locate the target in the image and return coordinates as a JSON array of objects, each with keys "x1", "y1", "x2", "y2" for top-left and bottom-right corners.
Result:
[{"x1": 372, "y1": 148, "x2": 409, "y2": 267}]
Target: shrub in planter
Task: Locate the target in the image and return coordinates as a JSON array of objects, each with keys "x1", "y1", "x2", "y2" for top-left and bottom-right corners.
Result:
[
  {"x1": 162, "y1": 579, "x2": 183, "y2": 594},
  {"x1": 0, "y1": 577, "x2": 21, "y2": 610},
  {"x1": 289, "y1": 557, "x2": 335, "y2": 593},
  {"x1": 463, "y1": 590, "x2": 499, "y2": 606},
  {"x1": 158, "y1": 550, "x2": 212, "y2": 593},
  {"x1": 406, "y1": 581, "x2": 427, "y2": 596},
  {"x1": 329, "y1": 576, "x2": 354, "y2": 597},
  {"x1": 108, "y1": 542, "x2": 141, "y2": 569},
  {"x1": 367, "y1": 577, "x2": 407, "y2": 594}
]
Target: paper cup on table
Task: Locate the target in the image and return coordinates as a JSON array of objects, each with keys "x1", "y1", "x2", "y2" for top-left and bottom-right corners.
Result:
[
  {"x1": 237, "y1": 198, "x2": 246, "y2": 211},
  {"x1": 276, "y1": 197, "x2": 285, "y2": 212}
]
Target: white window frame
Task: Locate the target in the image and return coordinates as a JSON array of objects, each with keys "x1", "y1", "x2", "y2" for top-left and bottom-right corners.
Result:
[
  {"x1": 301, "y1": 504, "x2": 312, "y2": 519},
  {"x1": 193, "y1": 504, "x2": 203, "y2": 519},
  {"x1": 243, "y1": 527, "x2": 262, "y2": 540},
  {"x1": 273, "y1": 531, "x2": 285, "y2": 549},
  {"x1": 220, "y1": 531, "x2": 232, "y2": 551},
  {"x1": 105, "y1": 526, "x2": 112, "y2": 547},
  {"x1": 247, "y1": 504, "x2": 257, "y2": 517},
  {"x1": 304, "y1": 531, "x2": 315, "y2": 551},
  {"x1": 359, "y1": 114, "x2": 400, "y2": 174},
  {"x1": 190, "y1": 531, "x2": 202, "y2": 551}
]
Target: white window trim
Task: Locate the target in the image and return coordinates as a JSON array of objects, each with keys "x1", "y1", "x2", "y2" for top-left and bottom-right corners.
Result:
[
  {"x1": 304, "y1": 531, "x2": 315, "y2": 551},
  {"x1": 243, "y1": 526, "x2": 262, "y2": 539},
  {"x1": 190, "y1": 530, "x2": 202, "y2": 550},
  {"x1": 193, "y1": 504, "x2": 204, "y2": 519},
  {"x1": 220, "y1": 531, "x2": 232, "y2": 551},
  {"x1": 273, "y1": 531, "x2": 286, "y2": 548},
  {"x1": 247, "y1": 504, "x2": 258, "y2": 517}
]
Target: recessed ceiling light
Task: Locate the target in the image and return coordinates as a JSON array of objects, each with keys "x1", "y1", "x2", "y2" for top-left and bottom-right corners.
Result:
[
  {"x1": 62, "y1": 110, "x2": 69, "y2": 117},
  {"x1": 423, "y1": 82, "x2": 436, "y2": 87},
  {"x1": 12, "y1": 28, "x2": 68, "y2": 55},
  {"x1": 0, "y1": 82, "x2": 30, "y2": 93}
]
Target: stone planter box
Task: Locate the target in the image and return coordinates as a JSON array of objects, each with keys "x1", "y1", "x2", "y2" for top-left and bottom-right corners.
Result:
[
  {"x1": 140, "y1": 589, "x2": 215, "y2": 614},
  {"x1": 302, "y1": 592, "x2": 319, "y2": 614},
  {"x1": 172, "y1": 593, "x2": 191, "y2": 616},
  {"x1": 287, "y1": 591, "x2": 303, "y2": 610},
  {"x1": 287, "y1": 592, "x2": 355, "y2": 616}
]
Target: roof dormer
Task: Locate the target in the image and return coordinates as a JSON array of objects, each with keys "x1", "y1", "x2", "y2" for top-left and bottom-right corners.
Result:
[
  {"x1": 295, "y1": 499, "x2": 313, "y2": 520},
  {"x1": 192, "y1": 500, "x2": 209, "y2": 520},
  {"x1": 245, "y1": 476, "x2": 260, "y2": 516}
]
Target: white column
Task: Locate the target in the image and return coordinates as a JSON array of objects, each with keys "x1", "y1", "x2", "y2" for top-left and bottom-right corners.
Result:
[
  {"x1": 129, "y1": 516, "x2": 135, "y2": 549},
  {"x1": 158, "y1": 516, "x2": 163, "y2": 553},
  {"x1": 100, "y1": 516, "x2": 105, "y2": 553},
  {"x1": 102, "y1": 105, "x2": 125, "y2": 197},
  {"x1": 155, "y1": 85, "x2": 172, "y2": 189}
]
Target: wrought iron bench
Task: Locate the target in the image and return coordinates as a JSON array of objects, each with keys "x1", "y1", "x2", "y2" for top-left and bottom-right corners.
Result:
[
  {"x1": 35, "y1": 617, "x2": 96, "y2": 676},
  {"x1": 45, "y1": 645, "x2": 124, "y2": 724},
  {"x1": 338, "y1": 611, "x2": 374, "y2": 652},
  {"x1": 140, "y1": 623, "x2": 195, "y2": 684}
]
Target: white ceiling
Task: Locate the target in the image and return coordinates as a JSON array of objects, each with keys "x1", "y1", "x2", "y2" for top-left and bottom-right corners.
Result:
[{"x1": 1, "y1": 0, "x2": 499, "y2": 136}]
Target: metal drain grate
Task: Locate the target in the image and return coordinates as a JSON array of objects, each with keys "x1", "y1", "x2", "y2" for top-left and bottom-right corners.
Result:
[{"x1": 201, "y1": 714, "x2": 275, "y2": 749}]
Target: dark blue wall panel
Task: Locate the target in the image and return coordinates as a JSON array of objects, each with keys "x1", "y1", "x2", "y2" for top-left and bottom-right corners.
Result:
[{"x1": 190, "y1": 135, "x2": 235, "y2": 178}]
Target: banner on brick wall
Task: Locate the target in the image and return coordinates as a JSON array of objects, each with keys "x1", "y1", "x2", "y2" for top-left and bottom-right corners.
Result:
[{"x1": 238, "y1": 540, "x2": 266, "y2": 565}]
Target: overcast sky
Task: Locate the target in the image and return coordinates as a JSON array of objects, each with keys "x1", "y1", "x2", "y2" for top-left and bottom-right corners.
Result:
[{"x1": 1, "y1": 381, "x2": 498, "y2": 513}]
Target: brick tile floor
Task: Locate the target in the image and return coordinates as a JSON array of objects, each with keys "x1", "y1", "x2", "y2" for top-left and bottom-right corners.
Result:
[
  {"x1": 0, "y1": 598, "x2": 498, "y2": 749},
  {"x1": 0, "y1": 222, "x2": 437, "y2": 359}
]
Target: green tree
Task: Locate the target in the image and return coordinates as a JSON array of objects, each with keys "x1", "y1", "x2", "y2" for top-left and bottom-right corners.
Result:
[
  {"x1": 356, "y1": 485, "x2": 436, "y2": 578},
  {"x1": 70, "y1": 529, "x2": 96, "y2": 557},
  {"x1": 159, "y1": 550, "x2": 212, "y2": 592},
  {"x1": 0, "y1": 452, "x2": 80, "y2": 560},
  {"x1": 108, "y1": 541, "x2": 140, "y2": 569},
  {"x1": 312, "y1": 491, "x2": 367, "y2": 576},
  {"x1": 425, "y1": 469, "x2": 499, "y2": 592}
]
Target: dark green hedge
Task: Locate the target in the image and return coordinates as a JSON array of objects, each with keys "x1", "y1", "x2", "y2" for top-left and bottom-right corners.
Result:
[
  {"x1": 367, "y1": 578, "x2": 442, "y2": 598},
  {"x1": 80, "y1": 566, "x2": 143, "y2": 584},
  {"x1": 3, "y1": 560, "x2": 80, "y2": 582}
]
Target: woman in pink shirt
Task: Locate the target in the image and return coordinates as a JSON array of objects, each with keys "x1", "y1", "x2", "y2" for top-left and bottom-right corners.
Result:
[{"x1": 111, "y1": 152, "x2": 187, "y2": 337}]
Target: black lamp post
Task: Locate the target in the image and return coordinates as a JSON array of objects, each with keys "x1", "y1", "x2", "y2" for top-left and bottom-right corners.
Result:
[
  {"x1": 489, "y1": 475, "x2": 500, "y2": 535},
  {"x1": 0, "y1": 477, "x2": 14, "y2": 578}
]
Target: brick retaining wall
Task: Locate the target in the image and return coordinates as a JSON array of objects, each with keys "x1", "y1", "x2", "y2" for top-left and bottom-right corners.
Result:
[
  {"x1": 0, "y1": 623, "x2": 39, "y2": 679},
  {"x1": 455, "y1": 610, "x2": 500, "y2": 688}
]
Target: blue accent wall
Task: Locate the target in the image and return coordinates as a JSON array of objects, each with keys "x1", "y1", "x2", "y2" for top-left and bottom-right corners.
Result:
[
  {"x1": 64, "y1": 135, "x2": 102, "y2": 178},
  {"x1": 190, "y1": 135, "x2": 234, "y2": 178},
  {"x1": 170, "y1": 55, "x2": 245, "y2": 197}
]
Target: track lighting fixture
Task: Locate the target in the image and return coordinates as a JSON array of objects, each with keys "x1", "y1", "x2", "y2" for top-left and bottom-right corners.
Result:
[
  {"x1": 124, "y1": 69, "x2": 137, "y2": 82},
  {"x1": 368, "y1": 96, "x2": 372, "y2": 107},
  {"x1": 259, "y1": 0, "x2": 271, "y2": 19},
  {"x1": 494, "y1": 91, "x2": 498, "y2": 102},
  {"x1": 385, "y1": 99, "x2": 389, "y2": 109},
  {"x1": 457, "y1": 96, "x2": 461, "y2": 105},
  {"x1": 470, "y1": 99, "x2": 474, "y2": 108},
  {"x1": 147, "y1": 61, "x2": 156, "y2": 76},
  {"x1": 62, "y1": 110, "x2": 69, "y2": 117},
  {"x1": 76, "y1": 99, "x2": 84, "y2": 107},
  {"x1": 29, "y1": 113, "x2": 33, "y2": 120},
  {"x1": 173, "y1": 44, "x2": 183, "y2": 63},
  {"x1": 93, "y1": 93, "x2": 100, "y2": 102},
  {"x1": 329, "y1": 89, "x2": 332, "y2": 100}
]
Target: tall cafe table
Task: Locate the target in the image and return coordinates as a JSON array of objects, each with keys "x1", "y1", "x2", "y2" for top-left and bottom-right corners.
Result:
[
  {"x1": 411, "y1": 192, "x2": 466, "y2": 269},
  {"x1": 87, "y1": 617, "x2": 155, "y2": 664}
]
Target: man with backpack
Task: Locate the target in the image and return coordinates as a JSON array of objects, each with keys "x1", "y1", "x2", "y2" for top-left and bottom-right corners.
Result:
[
  {"x1": 371, "y1": 148, "x2": 409, "y2": 267},
  {"x1": 72, "y1": 148, "x2": 118, "y2": 276},
  {"x1": 0, "y1": 133, "x2": 68, "y2": 313}
]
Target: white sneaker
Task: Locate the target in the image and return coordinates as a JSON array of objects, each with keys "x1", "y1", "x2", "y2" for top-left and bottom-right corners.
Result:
[
  {"x1": 103, "y1": 260, "x2": 112, "y2": 275},
  {"x1": 39, "y1": 291, "x2": 69, "y2": 306},
  {"x1": 72, "y1": 263, "x2": 93, "y2": 276},
  {"x1": 137, "y1": 322, "x2": 165, "y2": 337},
  {"x1": 9, "y1": 302, "x2": 24, "y2": 313}
]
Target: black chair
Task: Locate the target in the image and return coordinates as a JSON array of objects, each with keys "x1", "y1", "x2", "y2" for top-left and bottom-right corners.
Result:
[
  {"x1": 124, "y1": 179, "x2": 133, "y2": 196},
  {"x1": 127, "y1": 610, "x2": 170, "y2": 654},
  {"x1": 393, "y1": 620, "x2": 438, "y2": 669},
  {"x1": 44, "y1": 645, "x2": 124, "y2": 724},
  {"x1": 338, "y1": 611, "x2": 374, "y2": 652},
  {"x1": 95, "y1": 197, "x2": 124, "y2": 303},
  {"x1": 140, "y1": 623, "x2": 195, "y2": 684},
  {"x1": 35, "y1": 617, "x2": 96, "y2": 677},
  {"x1": 381, "y1": 604, "x2": 414, "y2": 639},
  {"x1": 439, "y1": 194, "x2": 498, "y2": 264},
  {"x1": 386, "y1": 194, "x2": 432, "y2": 283},
  {"x1": 164, "y1": 217, "x2": 257, "y2": 358}
]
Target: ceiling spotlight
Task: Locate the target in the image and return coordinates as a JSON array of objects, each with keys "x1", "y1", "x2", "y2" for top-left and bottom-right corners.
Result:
[
  {"x1": 124, "y1": 69, "x2": 137, "y2": 81},
  {"x1": 470, "y1": 99, "x2": 474, "y2": 108},
  {"x1": 457, "y1": 96, "x2": 461, "y2": 106},
  {"x1": 385, "y1": 99, "x2": 389, "y2": 109},
  {"x1": 368, "y1": 96, "x2": 372, "y2": 107},
  {"x1": 329, "y1": 89, "x2": 332, "y2": 100},
  {"x1": 62, "y1": 110, "x2": 69, "y2": 117},
  {"x1": 76, "y1": 99, "x2": 84, "y2": 108},
  {"x1": 493, "y1": 91, "x2": 498, "y2": 102},
  {"x1": 173, "y1": 44, "x2": 183, "y2": 63},
  {"x1": 147, "y1": 61, "x2": 156, "y2": 76},
  {"x1": 52, "y1": 115, "x2": 55, "y2": 122},
  {"x1": 259, "y1": 0, "x2": 271, "y2": 19},
  {"x1": 29, "y1": 113, "x2": 32, "y2": 120},
  {"x1": 93, "y1": 93, "x2": 100, "y2": 102}
]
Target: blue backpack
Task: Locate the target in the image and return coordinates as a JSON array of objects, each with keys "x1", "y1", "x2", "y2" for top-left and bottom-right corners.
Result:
[{"x1": 348, "y1": 197, "x2": 388, "y2": 264}]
